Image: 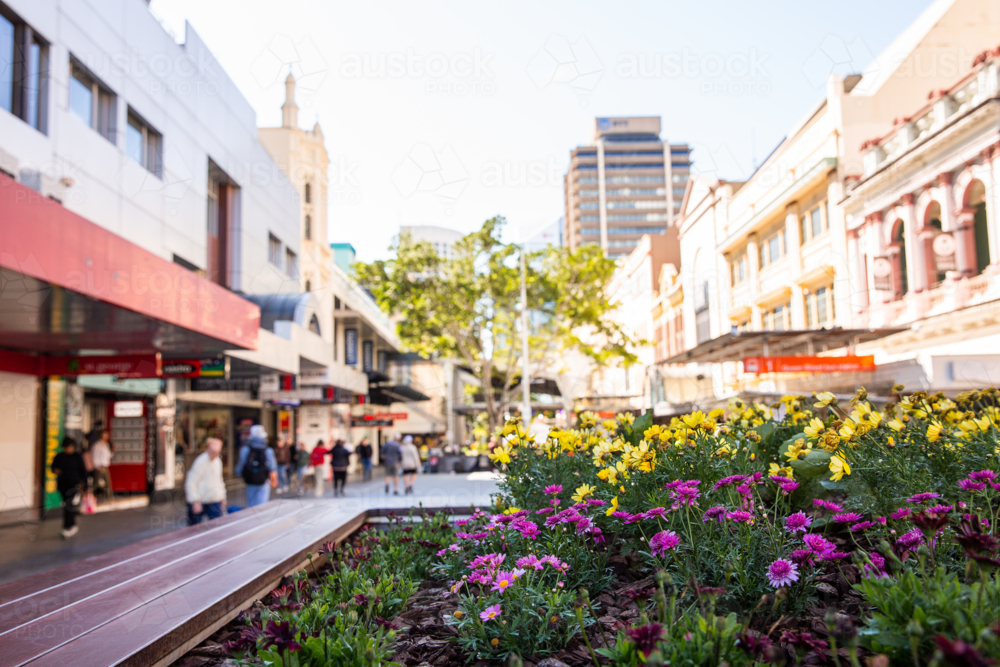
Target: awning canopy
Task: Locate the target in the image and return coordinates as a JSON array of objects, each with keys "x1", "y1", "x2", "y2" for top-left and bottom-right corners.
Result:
[
  {"x1": 369, "y1": 384, "x2": 431, "y2": 404},
  {"x1": 0, "y1": 174, "x2": 260, "y2": 356},
  {"x1": 660, "y1": 328, "x2": 905, "y2": 365}
]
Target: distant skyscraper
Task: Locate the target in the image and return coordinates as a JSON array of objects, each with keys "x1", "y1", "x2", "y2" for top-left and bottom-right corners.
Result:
[
  {"x1": 563, "y1": 117, "x2": 691, "y2": 258},
  {"x1": 400, "y1": 225, "x2": 463, "y2": 259}
]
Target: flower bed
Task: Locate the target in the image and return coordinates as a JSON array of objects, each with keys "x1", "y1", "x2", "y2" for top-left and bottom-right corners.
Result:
[{"x1": 188, "y1": 388, "x2": 1000, "y2": 666}]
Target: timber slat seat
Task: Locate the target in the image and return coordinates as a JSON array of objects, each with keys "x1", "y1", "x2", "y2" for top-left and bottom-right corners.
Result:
[{"x1": 0, "y1": 499, "x2": 366, "y2": 667}]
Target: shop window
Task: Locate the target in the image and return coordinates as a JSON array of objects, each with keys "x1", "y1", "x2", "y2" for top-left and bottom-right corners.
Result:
[
  {"x1": 0, "y1": 6, "x2": 48, "y2": 133},
  {"x1": 69, "y1": 57, "x2": 115, "y2": 143},
  {"x1": 125, "y1": 107, "x2": 162, "y2": 176},
  {"x1": 207, "y1": 159, "x2": 239, "y2": 289},
  {"x1": 799, "y1": 201, "x2": 829, "y2": 245}
]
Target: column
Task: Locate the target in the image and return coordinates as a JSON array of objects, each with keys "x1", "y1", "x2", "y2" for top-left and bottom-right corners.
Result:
[
  {"x1": 900, "y1": 193, "x2": 926, "y2": 292},
  {"x1": 747, "y1": 233, "x2": 761, "y2": 329},
  {"x1": 867, "y1": 212, "x2": 888, "y2": 305},
  {"x1": 662, "y1": 140, "x2": 675, "y2": 227},
  {"x1": 847, "y1": 227, "x2": 868, "y2": 317},
  {"x1": 784, "y1": 203, "x2": 805, "y2": 328},
  {"x1": 984, "y1": 145, "x2": 1000, "y2": 268},
  {"x1": 827, "y1": 181, "x2": 851, "y2": 326},
  {"x1": 597, "y1": 139, "x2": 608, "y2": 254},
  {"x1": 954, "y1": 208, "x2": 977, "y2": 277}
]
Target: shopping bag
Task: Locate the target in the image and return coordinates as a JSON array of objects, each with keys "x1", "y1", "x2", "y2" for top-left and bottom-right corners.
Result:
[{"x1": 82, "y1": 491, "x2": 97, "y2": 514}]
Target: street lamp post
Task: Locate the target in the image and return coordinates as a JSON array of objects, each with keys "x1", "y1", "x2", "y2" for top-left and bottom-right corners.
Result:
[{"x1": 520, "y1": 246, "x2": 531, "y2": 425}]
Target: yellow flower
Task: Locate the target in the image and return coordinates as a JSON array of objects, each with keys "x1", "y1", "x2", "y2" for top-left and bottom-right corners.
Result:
[
  {"x1": 829, "y1": 454, "x2": 851, "y2": 482},
  {"x1": 784, "y1": 438, "x2": 812, "y2": 461},
  {"x1": 709, "y1": 407, "x2": 726, "y2": 421},
  {"x1": 838, "y1": 420, "x2": 855, "y2": 441},
  {"x1": 813, "y1": 391, "x2": 837, "y2": 408},
  {"x1": 682, "y1": 411, "x2": 706, "y2": 429},
  {"x1": 596, "y1": 467, "x2": 613, "y2": 483},
  {"x1": 491, "y1": 638, "x2": 499, "y2": 647},
  {"x1": 864, "y1": 411, "x2": 883, "y2": 427},
  {"x1": 489, "y1": 445, "x2": 512, "y2": 464},
  {"x1": 453, "y1": 610, "x2": 463, "y2": 618},
  {"x1": 606, "y1": 496, "x2": 619, "y2": 516},
  {"x1": 578, "y1": 412, "x2": 597, "y2": 429},
  {"x1": 887, "y1": 418, "x2": 904, "y2": 432},
  {"x1": 503, "y1": 506, "x2": 521, "y2": 515},
  {"x1": 926, "y1": 421, "x2": 943, "y2": 443},
  {"x1": 572, "y1": 484, "x2": 595, "y2": 502},
  {"x1": 616, "y1": 412, "x2": 635, "y2": 426},
  {"x1": 804, "y1": 418, "x2": 825, "y2": 439},
  {"x1": 643, "y1": 425, "x2": 664, "y2": 441},
  {"x1": 601, "y1": 419, "x2": 618, "y2": 432},
  {"x1": 769, "y1": 462, "x2": 794, "y2": 479}
]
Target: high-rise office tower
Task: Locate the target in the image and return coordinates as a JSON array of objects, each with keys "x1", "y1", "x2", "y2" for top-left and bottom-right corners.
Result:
[{"x1": 563, "y1": 117, "x2": 690, "y2": 257}]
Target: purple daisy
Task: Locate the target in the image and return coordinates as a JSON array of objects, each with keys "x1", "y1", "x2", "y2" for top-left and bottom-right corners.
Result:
[
  {"x1": 480, "y1": 604, "x2": 502, "y2": 621},
  {"x1": 959, "y1": 479, "x2": 987, "y2": 493},
  {"x1": 767, "y1": 559, "x2": 800, "y2": 588},
  {"x1": 544, "y1": 484, "x2": 563, "y2": 495},
  {"x1": 802, "y1": 533, "x2": 836, "y2": 555},
  {"x1": 906, "y1": 492, "x2": 941, "y2": 504},
  {"x1": 785, "y1": 511, "x2": 812, "y2": 533},
  {"x1": 649, "y1": 530, "x2": 681, "y2": 557},
  {"x1": 891, "y1": 507, "x2": 912, "y2": 520},
  {"x1": 703, "y1": 505, "x2": 727, "y2": 523},
  {"x1": 833, "y1": 512, "x2": 864, "y2": 524},
  {"x1": 850, "y1": 521, "x2": 876, "y2": 532},
  {"x1": 726, "y1": 510, "x2": 754, "y2": 523}
]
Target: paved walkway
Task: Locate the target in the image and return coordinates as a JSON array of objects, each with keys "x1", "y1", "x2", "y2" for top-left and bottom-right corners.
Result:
[{"x1": 0, "y1": 471, "x2": 501, "y2": 586}]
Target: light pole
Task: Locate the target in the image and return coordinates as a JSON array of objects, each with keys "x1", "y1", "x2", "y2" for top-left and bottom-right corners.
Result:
[{"x1": 520, "y1": 245, "x2": 531, "y2": 425}]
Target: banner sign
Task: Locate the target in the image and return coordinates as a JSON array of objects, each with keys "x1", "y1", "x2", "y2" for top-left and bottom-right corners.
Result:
[
  {"x1": 345, "y1": 328, "x2": 358, "y2": 366},
  {"x1": 352, "y1": 418, "x2": 393, "y2": 427},
  {"x1": 362, "y1": 340, "x2": 374, "y2": 372},
  {"x1": 42, "y1": 354, "x2": 159, "y2": 378},
  {"x1": 743, "y1": 355, "x2": 876, "y2": 374},
  {"x1": 932, "y1": 233, "x2": 957, "y2": 272},
  {"x1": 44, "y1": 378, "x2": 65, "y2": 510}
]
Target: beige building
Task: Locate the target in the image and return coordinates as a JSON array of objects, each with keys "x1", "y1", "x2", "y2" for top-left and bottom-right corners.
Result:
[
  {"x1": 564, "y1": 117, "x2": 691, "y2": 258},
  {"x1": 665, "y1": 0, "x2": 1000, "y2": 399}
]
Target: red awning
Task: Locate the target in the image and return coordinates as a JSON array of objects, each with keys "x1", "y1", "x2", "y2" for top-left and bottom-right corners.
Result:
[{"x1": 0, "y1": 173, "x2": 259, "y2": 355}]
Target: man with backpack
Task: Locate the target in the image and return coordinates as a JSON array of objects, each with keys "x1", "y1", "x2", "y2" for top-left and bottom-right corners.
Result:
[
  {"x1": 235, "y1": 425, "x2": 278, "y2": 507},
  {"x1": 382, "y1": 433, "x2": 403, "y2": 495}
]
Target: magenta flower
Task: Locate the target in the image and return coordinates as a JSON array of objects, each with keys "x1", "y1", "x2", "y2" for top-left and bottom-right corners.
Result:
[
  {"x1": 626, "y1": 622, "x2": 665, "y2": 656},
  {"x1": 713, "y1": 474, "x2": 747, "y2": 490},
  {"x1": 789, "y1": 549, "x2": 814, "y2": 566},
  {"x1": 703, "y1": 505, "x2": 727, "y2": 523},
  {"x1": 649, "y1": 530, "x2": 680, "y2": 556},
  {"x1": 480, "y1": 604, "x2": 502, "y2": 621},
  {"x1": 263, "y1": 620, "x2": 302, "y2": 653},
  {"x1": 513, "y1": 520, "x2": 541, "y2": 539},
  {"x1": 544, "y1": 484, "x2": 563, "y2": 495},
  {"x1": 575, "y1": 517, "x2": 594, "y2": 534},
  {"x1": 891, "y1": 507, "x2": 912, "y2": 520},
  {"x1": 726, "y1": 510, "x2": 754, "y2": 523},
  {"x1": 926, "y1": 504, "x2": 954, "y2": 516},
  {"x1": 803, "y1": 533, "x2": 836, "y2": 555},
  {"x1": 850, "y1": 521, "x2": 876, "y2": 532},
  {"x1": 863, "y1": 553, "x2": 888, "y2": 579},
  {"x1": 665, "y1": 478, "x2": 700, "y2": 490},
  {"x1": 906, "y1": 492, "x2": 941, "y2": 504},
  {"x1": 813, "y1": 499, "x2": 844, "y2": 512},
  {"x1": 959, "y1": 479, "x2": 987, "y2": 493},
  {"x1": 770, "y1": 475, "x2": 800, "y2": 495},
  {"x1": 491, "y1": 571, "x2": 517, "y2": 592},
  {"x1": 833, "y1": 512, "x2": 864, "y2": 524},
  {"x1": 611, "y1": 510, "x2": 634, "y2": 522},
  {"x1": 767, "y1": 558, "x2": 799, "y2": 588},
  {"x1": 642, "y1": 507, "x2": 668, "y2": 520},
  {"x1": 535, "y1": 508, "x2": 554, "y2": 515},
  {"x1": 896, "y1": 528, "x2": 925, "y2": 551},
  {"x1": 969, "y1": 470, "x2": 998, "y2": 481},
  {"x1": 516, "y1": 554, "x2": 542, "y2": 570},
  {"x1": 670, "y1": 486, "x2": 702, "y2": 509},
  {"x1": 785, "y1": 511, "x2": 812, "y2": 533},
  {"x1": 819, "y1": 551, "x2": 851, "y2": 562}
]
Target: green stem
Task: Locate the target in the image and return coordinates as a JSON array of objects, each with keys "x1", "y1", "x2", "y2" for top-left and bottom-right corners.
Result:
[{"x1": 575, "y1": 607, "x2": 601, "y2": 667}]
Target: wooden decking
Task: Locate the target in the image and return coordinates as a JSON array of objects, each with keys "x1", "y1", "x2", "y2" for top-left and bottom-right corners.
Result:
[{"x1": 0, "y1": 500, "x2": 366, "y2": 667}]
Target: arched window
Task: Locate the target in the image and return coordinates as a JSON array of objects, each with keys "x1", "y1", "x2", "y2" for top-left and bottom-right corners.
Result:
[
  {"x1": 308, "y1": 313, "x2": 321, "y2": 335},
  {"x1": 304, "y1": 214, "x2": 312, "y2": 240},
  {"x1": 925, "y1": 202, "x2": 945, "y2": 285},
  {"x1": 304, "y1": 182, "x2": 311, "y2": 203},
  {"x1": 893, "y1": 220, "x2": 909, "y2": 296},
  {"x1": 304, "y1": 279, "x2": 312, "y2": 292},
  {"x1": 968, "y1": 180, "x2": 990, "y2": 274}
]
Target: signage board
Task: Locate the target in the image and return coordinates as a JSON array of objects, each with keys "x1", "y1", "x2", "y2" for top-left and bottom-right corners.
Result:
[
  {"x1": 113, "y1": 401, "x2": 145, "y2": 418},
  {"x1": 259, "y1": 374, "x2": 280, "y2": 392},
  {"x1": 362, "y1": 340, "x2": 374, "y2": 372},
  {"x1": 932, "y1": 233, "x2": 957, "y2": 272},
  {"x1": 743, "y1": 355, "x2": 876, "y2": 374},
  {"x1": 352, "y1": 418, "x2": 393, "y2": 427},
  {"x1": 42, "y1": 354, "x2": 159, "y2": 378},
  {"x1": 299, "y1": 368, "x2": 330, "y2": 386},
  {"x1": 872, "y1": 256, "x2": 894, "y2": 291},
  {"x1": 345, "y1": 328, "x2": 358, "y2": 366}
]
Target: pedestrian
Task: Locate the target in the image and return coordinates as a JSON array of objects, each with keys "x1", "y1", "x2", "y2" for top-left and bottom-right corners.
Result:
[
  {"x1": 184, "y1": 437, "x2": 226, "y2": 525},
  {"x1": 310, "y1": 439, "x2": 329, "y2": 497},
  {"x1": 356, "y1": 437, "x2": 373, "y2": 481},
  {"x1": 51, "y1": 437, "x2": 88, "y2": 538},
  {"x1": 90, "y1": 430, "x2": 114, "y2": 503},
  {"x1": 400, "y1": 435, "x2": 421, "y2": 495},
  {"x1": 294, "y1": 441, "x2": 310, "y2": 495},
  {"x1": 274, "y1": 437, "x2": 291, "y2": 493},
  {"x1": 382, "y1": 433, "x2": 402, "y2": 495},
  {"x1": 329, "y1": 439, "x2": 351, "y2": 497},
  {"x1": 235, "y1": 425, "x2": 278, "y2": 507}
]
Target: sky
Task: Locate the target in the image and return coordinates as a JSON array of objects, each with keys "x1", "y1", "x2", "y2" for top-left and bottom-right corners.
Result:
[{"x1": 149, "y1": 0, "x2": 936, "y2": 262}]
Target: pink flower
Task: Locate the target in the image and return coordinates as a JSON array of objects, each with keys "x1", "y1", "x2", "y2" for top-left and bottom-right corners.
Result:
[
  {"x1": 785, "y1": 511, "x2": 812, "y2": 533},
  {"x1": 850, "y1": 521, "x2": 876, "y2": 532},
  {"x1": 767, "y1": 558, "x2": 799, "y2": 588},
  {"x1": 649, "y1": 530, "x2": 680, "y2": 556},
  {"x1": 968, "y1": 470, "x2": 997, "y2": 482},
  {"x1": 544, "y1": 484, "x2": 563, "y2": 495},
  {"x1": 512, "y1": 520, "x2": 541, "y2": 539},
  {"x1": 703, "y1": 505, "x2": 727, "y2": 523},
  {"x1": 813, "y1": 499, "x2": 844, "y2": 512},
  {"x1": 535, "y1": 508, "x2": 554, "y2": 515},
  {"x1": 926, "y1": 504, "x2": 953, "y2": 516},
  {"x1": 834, "y1": 512, "x2": 864, "y2": 524},
  {"x1": 516, "y1": 554, "x2": 542, "y2": 570},
  {"x1": 586, "y1": 499, "x2": 607, "y2": 507},
  {"x1": 491, "y1": 571, "x2": 517, "y2": 592},
  {"x1": 896, "y1": 528, "x2": 924, "y2": 551},
  {"x1": 959, "y1": 479, "x2": 987, "y2": 493},
  {"x1": 802, "y1": 533, "x2": 835, "y2": 555},
  {"x1": 575, "y1": 517, "x2": 594, "y2": 534},
  {"x1": 480, "y1": 604, "x2": 502, "y2": 621},
  {"x1": 770, "y1": 475, "x2": 800, "y2": 495},
  {"x1": 726, "y1": 510, "x2": 754, "y2": 523},
  {"x1": 642, "y1": 507, "x2": 668, "y2": 520},
  {"x1": 670, "y1": 486, "x2": 701, "y2": 509},
  {"x1": 714, "y1": 474, "x2": 747, "y2": 490},
  {"x1": 611, "y1": 510, "x2": 634, "y2": 522},
  {"x1": 906, "y1": 492, "x2": 940, "y2": 504},
  {"x1": 891, "y1": 507, "x2": 912, "y2": 520}
]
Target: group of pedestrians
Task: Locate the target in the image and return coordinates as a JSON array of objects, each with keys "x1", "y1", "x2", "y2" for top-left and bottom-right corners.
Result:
[
  {"x1": 381, "y1": 433, "x2": 421, "y2": 495},
  {"x1": 49, "y1": 429, "x2": 117, "y2": 539}
]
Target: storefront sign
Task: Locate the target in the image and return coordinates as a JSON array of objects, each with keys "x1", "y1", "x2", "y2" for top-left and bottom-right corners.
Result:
[
  {"x1": 377, "y1": 350, "x2": 387, "y2": 373},
  {"x1": 352, "y1": 418, "x2": 393, "y2": 427},
  {"x1": 345, "y1": 328, "x2": 358, "y2": 366},
  {"x1": 44, "y1": 379, "x2": 65, "y2": 509},
  {"x1": 932, "y1": 233, "x2": 957, "y2": 272},
  {"x1": 113, "y1": 401, "x2": 145, "y2": 418},
  {"x1": 872, "y1": 256, "x2": 894, "y2": 291},
  {"x1": 742, "y1": 355, "x2": 876, "y2": 374},
  {"x1": 299, "y1": 368, "x2": 331, "y2": 386},
  {"x1": 159, "y1": 358, "x2": 227, "y2": 378},
  {"x1": 362, "y1": 340, "x2": 374, "y2": 371},
  {"x1": 370, "y1": 411, "x2": 409, "y2": 420},
  {"x1": 191, "y1": 376, "x2": 260, "y2": 392},
  {"x1": 42, "y1": 354, "x2": 159, "y2": 378},
  {"x1": 260, "y1": 374, "x2": 279, "y2": 392}
]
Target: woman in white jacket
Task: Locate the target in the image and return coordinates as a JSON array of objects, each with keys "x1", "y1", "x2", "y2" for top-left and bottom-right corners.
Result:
[
  {"x1": 185, "y1": 438, "x2": 227, "y2": 525},
  {"x1": 399, "y1": 435, "x2": 421, "y2": 495}
]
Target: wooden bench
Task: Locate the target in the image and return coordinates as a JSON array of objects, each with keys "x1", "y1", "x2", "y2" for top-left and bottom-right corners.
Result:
[{"x1": 0, "y1": 501, "x2": 477, "y2": 667}]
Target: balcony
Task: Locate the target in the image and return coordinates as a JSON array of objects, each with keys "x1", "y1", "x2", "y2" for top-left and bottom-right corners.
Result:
[{"x1": 864, "y1": 270, "x2": 1000, "y2": 329}]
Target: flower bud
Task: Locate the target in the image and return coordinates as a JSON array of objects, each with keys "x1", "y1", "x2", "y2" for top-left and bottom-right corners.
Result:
[{"x1": 906, "y1": 619, "x2": 923, "y2": 637}]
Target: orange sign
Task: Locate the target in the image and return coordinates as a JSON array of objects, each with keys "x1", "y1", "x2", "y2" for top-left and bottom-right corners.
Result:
[{"x1": 742, "y1": 355, "x2": 875, "y2": 374}]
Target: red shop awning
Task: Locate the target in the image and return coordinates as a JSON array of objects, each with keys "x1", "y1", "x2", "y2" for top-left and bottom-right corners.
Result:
[{"x1": 0, "y1": 173, "x2": 260, "y2": 355}]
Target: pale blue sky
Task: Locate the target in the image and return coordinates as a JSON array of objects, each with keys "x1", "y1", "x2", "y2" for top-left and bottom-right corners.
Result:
[{"x1": 150, "y1": 0, "x2": 935, "y2": 261}]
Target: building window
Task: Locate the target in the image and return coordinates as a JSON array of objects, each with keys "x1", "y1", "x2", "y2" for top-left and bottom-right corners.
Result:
[
  {"x1": 304, "y1": 182, "x2": 311, "y2": 203},
  {"x1": 800, "y1": 201, "x2": 828, "y2": 245},
  {"x1": 805, "y1": 286, "x2": 833, "y2": 328},
  {"x1": 268, "y1": 234, "x2": 282, "y2": 268},
  {"x1": 286, "y1": 248, "x2": 298, "y2": 279},
  {"x1": 125, "y1": 107, "x2": 162, "y2": 176},
  {"x1": 730, "y1": 253, "x2": 748, "y2": 286},
  {"x1": 759, "y1": 228, "x2": 787, "y2": 269},
  {"x1": 304, "y1": 214, "x2": 311, "y2": 240},
  {"x1": 764, "y1": 302, "x2": 789, "y2": 331},
  {"x1": 0, "y1": 7, "x2": 48, "y2": 133},
  {"x1": 69, "y1": 57, "x2": 115, "y2": 142}
]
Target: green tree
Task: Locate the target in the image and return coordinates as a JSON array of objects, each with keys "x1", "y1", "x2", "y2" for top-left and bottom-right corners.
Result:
[{"x1": 355, "y1": 216, "x2": 636, "y2": 431}]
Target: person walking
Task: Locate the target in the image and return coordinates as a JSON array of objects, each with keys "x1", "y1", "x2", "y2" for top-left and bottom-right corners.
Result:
[
  {"x1": 235, "y1": 425, "x2": 278, "y2": 507},
  {"x1": 51, "y1": 437, "x2": 88, "y2": 538},
  {"x1": 309, "y1": 440, "x2": 329, "y2": 497},
  {"x1": 329, "y1": 439, "x2": 351, "y2": 497},
  {"x1": 356, "y1": 437, "x2": 373, "y2": 482},
  {"x1": 184, "y1": 437, "x2": 227, "y2": 525},
  {"x1": 90, "y1": 430, "x2": 114, "y2": 503},
  {"x1": 274, "y1": 437, "x2": 291, "y2": 493},
  {"x1": 400, "y1": 435, "x2": 421, "y2": 495},
  {"x1": 294, "y1": 441, "x2": 310, "y2": 495},
  {"x1": 382, "y1": 433, "x2": 402, "y2": 495}
]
